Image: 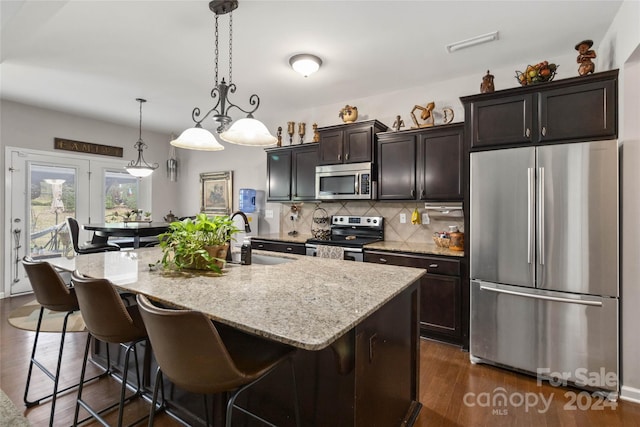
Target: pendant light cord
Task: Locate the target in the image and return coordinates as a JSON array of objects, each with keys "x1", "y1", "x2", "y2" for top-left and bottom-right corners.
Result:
[
  {"x1": 228, "y1": 12, "x2": 233, "y2": 84},
  {"x1": 214, "y1": 14, "x2": 219, "y2": 86}
]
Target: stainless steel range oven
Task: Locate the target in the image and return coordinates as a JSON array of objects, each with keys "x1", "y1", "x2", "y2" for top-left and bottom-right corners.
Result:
[{"x1": 305, "y1": 215, "x2": 383, "y2": 262}]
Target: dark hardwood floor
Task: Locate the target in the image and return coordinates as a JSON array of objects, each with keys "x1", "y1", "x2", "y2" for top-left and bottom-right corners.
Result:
[{"x1": 2, "y1": 293, "x2": 639, "y2": 426}]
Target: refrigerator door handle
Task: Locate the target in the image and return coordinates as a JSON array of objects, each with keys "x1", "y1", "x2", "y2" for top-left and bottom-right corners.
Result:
[
  {"x1": 479, "y1": 285, "x2": 603, "y2": 307},
  {"x1": 527, "y1": 168, "x2": 534, "y2": 264},
  {"x1": 538, "y1": 167, "x2": 545, "y2": 265}
]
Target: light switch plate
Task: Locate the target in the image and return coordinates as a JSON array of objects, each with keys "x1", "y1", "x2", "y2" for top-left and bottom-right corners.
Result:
[
  {"x1": 399, "y1": 213, "x2": 407, "y2": 223},
  {"x1": 422, "y1": 213, "x2": 430, "y2": 224},
  {"x1": 265, "y1": 209, "x2": 273, "y2": 219}
]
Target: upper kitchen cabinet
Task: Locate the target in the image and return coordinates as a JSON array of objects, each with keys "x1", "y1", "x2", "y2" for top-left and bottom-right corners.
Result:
[
  {"x1": 461, "y1": 69, "x2": 618, "y2": 150},
  {"x1": 266, "y1": 144, "x2": 318, "y2": 202},
  {"x1": 317, "y1": 120, "x2": 388, "y2": 165},
  {"x1": 377, "y1": 123, "x2": 464, "y2": 201}
]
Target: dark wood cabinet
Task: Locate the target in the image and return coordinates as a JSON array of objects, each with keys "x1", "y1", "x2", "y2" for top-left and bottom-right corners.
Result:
[
  {"x1": 317, "y1": 120, "x2": 388, "y2": 165},
  {"x1": 291, "y1": 145, "x2": 318, "y2": 201},
  {"x1": 250, "y1": 238, "x2": 306, "y2": 255},
  {"x1": 364, "y1": 250, "x2": 463, "y2": 344},
  {"x1": 377, "y1": 123, "x2": 464, "y2": 201},
  {"x1": 266, "y1": 145, "x2": 318, "y2": 202},
  {"x1": 462, "y1": 69, "x2": 618, "y2": 149},
  {"x1": 376, "y1": 134, "x2": 416, "y2": 199},
  {"x1": 266, "y1": 148, "x2": 292, "y2": 201}
]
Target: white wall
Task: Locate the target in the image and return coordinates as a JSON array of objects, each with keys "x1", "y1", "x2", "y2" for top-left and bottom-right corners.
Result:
[
  {"x1": 0, "y1": 99, "x2": 180, "y2": 270},
  {"x1": 599, "y1": 0, "x2": 640, "y2": 403}
]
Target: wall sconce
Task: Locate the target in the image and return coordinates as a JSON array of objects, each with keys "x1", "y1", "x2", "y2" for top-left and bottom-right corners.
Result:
[{"x1": 167, "y1": 139, "x2": 178, "y2": 182}]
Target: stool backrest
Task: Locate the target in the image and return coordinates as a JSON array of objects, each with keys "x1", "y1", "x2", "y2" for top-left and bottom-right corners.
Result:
[
  {"x1": 22, "y1": 257, "x2": 78, "y2": 312},
  {"x1": 71, "y1": 272, "x2": 145, "y2": 344},
  {"x1": 137, "y1": 294, "x2": 245, "y2": 394},
  {"x1": 65, "y1": 217, "x2": 82, "y2": 253}
]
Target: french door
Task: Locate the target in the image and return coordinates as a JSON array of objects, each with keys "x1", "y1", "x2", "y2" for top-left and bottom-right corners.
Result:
[{"x1": 4, "y1": 147, "x2": 149, "y2": 296}]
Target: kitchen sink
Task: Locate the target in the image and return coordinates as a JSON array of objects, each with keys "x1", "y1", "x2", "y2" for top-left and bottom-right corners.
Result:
[{"x1": 250, "y1": 254, "x2": 295, "y2": 265}]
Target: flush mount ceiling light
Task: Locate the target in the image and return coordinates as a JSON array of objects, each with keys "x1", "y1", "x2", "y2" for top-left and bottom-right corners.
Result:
[
  {"x1": 446, "y1": 31, "x2": 499, "y2": 53},
  {"x1": 126, "y1": 98, "x2": 158, "y2": 178},
  {"x1": 171, "y1": 0, "x2": 277, "y2": 150},
  {"x1": 289, "y1": 54, "x2": 322, "y2": 78}
]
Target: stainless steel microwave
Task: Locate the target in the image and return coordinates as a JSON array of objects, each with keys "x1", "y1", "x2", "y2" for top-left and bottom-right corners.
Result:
[{"x1": 315, "y1": 162, "x2": 375, "y2": 200}]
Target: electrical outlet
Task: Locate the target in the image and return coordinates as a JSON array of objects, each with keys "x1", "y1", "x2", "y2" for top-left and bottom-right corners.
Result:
[
  {"x1": 422, "y1": 213, "x2": 430, "y2": 224},
  {"x1": 264, "y1": 209, "x2": 273, "y2": 219},
  {"x1": 290, "y1": 213, "x2": 298, "y2": 221},
  {"x1": 399, "y1": 213, "x2": 407, "y2": 224}
]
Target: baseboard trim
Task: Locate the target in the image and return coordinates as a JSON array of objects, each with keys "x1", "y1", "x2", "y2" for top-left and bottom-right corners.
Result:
[{"x1": 620, "y1": 385, "x2": 640, "y2": 403}]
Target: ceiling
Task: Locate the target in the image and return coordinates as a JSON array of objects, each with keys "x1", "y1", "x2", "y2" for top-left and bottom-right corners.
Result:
[{"x1": 0, "y1": 1, "x2": 623, "y2": 135}]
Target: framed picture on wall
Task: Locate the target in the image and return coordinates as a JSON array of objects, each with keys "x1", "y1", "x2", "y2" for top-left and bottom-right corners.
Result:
[{"x1": 200, "y1": 171, "x2": 233, "y2": 215}]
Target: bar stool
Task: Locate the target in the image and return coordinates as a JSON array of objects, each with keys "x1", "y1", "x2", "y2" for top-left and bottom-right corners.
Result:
[
  {"x1": 21, "y1": 257, "x2": 107, "y2": 427},
  {"x1": 71, "y1": 272, "x2": 149, "y2": 427},
  {"x1": 136, "y1": 294, "x2": 301, "y2": 427},
  {"x1": 66, "y1": 217, "x2": 121, "y2": 254}
]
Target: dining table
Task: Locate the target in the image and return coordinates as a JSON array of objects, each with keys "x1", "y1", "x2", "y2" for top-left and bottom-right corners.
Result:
[{"x1": 83, "y1": 221, "x2": 169, "y2": 249}]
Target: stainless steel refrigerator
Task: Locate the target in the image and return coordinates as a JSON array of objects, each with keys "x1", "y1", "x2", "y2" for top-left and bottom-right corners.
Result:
[{"x1": 470, "y1": 139, "x2": 619, "y2": 397}]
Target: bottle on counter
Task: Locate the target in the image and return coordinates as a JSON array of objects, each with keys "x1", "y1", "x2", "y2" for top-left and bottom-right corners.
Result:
[
  {"x1": 241, "y1": 239, "x2": 252, "y2": 265},
  {"x1": 448, "y1": 226, "x2": 464, "y2": 251}
]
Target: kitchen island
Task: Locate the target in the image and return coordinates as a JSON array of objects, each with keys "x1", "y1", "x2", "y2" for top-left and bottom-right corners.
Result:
[{"x1": 53, "y1": 247, "x2": 424, "y2": 426}]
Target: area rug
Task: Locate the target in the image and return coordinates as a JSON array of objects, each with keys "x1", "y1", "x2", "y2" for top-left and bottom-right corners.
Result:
[
  {"x1": 7, "y1": 299, "x2": 85, "y2": 333},
  {"x1": 0, "y1": 389, "x2": 30, "y2": 426}
]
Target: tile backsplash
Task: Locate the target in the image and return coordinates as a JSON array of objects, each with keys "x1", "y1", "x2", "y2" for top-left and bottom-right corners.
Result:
[{"x1": 279, "y1": 201, "x2": 464, "y2": 243}]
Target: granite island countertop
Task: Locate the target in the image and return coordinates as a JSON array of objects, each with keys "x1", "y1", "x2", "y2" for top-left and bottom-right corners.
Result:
[{"x1": 52, "y1": 247, "x2": 424, "y2": 351}]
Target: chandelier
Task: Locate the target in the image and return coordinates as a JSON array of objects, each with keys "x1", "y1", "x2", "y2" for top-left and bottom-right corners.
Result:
[
  {"x1": 171, "y1": 0, "x2": 277, "y2": 150},
  {"x1": 126, "y1": 98, "x2": 158, "y2": 178}
]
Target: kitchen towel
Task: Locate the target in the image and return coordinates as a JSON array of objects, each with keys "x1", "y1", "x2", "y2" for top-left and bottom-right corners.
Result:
[{"x1": 316, "y1": 245, "x2": 345, "y2": 260}]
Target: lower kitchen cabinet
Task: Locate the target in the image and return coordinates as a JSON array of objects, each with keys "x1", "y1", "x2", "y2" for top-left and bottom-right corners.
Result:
[
  {"x1": 251, "y1": 238, "x2": 306, "y2": 255},
  {"x1": 364, "y1": 250, "x2": 463, "y2": 344}
]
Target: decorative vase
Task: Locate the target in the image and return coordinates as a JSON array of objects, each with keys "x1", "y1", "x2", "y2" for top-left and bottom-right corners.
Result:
[
  {"x1": 182, "y1": 243, "x2": 229, "y2": 270},
  {"x1": 339, "y1": 105, "x2": 358, "y2": 123}
]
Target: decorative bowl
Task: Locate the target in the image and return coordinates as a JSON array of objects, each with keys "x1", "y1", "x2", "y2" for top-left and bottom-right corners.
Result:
[
  {"x1": 432, "y1": 235, "x2": 451, "y2": 248},
  {"x1": 515, "y1": 62, "x2": 558, "y2": 86}
]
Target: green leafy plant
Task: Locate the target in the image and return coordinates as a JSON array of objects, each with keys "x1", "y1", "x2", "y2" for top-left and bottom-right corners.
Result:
[{"x1": 158, "y1": 213, "x2": 239, "y2": 273}]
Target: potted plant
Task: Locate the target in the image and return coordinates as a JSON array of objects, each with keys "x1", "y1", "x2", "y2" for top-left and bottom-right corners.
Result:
[{"x1": 158, "y1": 213, "x2": 239, "y2": 273}]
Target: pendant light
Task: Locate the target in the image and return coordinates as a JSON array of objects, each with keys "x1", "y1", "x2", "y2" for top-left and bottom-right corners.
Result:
[
  {"x1": 126, "y1": 98, "x2": 158, "y2": 178},
  {"x1": 171, "y1": 0, "x2": 277, "y2": 150}
]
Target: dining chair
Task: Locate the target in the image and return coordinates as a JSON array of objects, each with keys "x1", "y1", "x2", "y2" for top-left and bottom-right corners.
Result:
[
  {"x1": 21, "y1": 257, "x2": 107, "y2": 427},
  {"x1": 71, "y1": 272, "x2": 150, "y2": 427},
  {"x1": 66, "y1": 217, "x2": 121, "y2": 254},
  {"x1": 136, "y1": 294, "x2": 301, "y2": 427}
]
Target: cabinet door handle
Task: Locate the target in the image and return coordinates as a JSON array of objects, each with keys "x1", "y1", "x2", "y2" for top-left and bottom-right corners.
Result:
[
  {"x1": 420, "y1": 188, "x2": 426, "y2": 198},
  {"x1": 345, "y1": 153, "x2": 350, "y2": 160},
  {"x1": 286, "y1": 247, "x2": 293, "y2": 252},
  {"x1": 378, "y1": 258, "x2": 387, "y2": 263},
  {"x1": 338, "y1": 154, "x2": 342, "y2": 161},
  {"x1": 410, "y1": 189, "x2": 415, "y2": 198},
  {"x1": 258, "y1": 244, "x2": 264, "y2": 248},
  {"x1": 525, "y1": 128, "x2": 531, "y2": 138},
  {"x1": 541, "y1": 127, "x2": 547, "y2": 136},
  {"x1": 429, "y1": 263, "x2": 438, "y2": 268}
]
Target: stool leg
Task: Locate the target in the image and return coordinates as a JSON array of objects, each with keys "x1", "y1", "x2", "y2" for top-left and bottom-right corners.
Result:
[
  {"x1": 23, "y1": 307, "x2": 45, "y2": 407},
  {"x1": 148, "y1": 367, "x2": 164, "y2": 427},
  {"x1": 73, "y1": 334, "x2": 93, "y2": 426}
]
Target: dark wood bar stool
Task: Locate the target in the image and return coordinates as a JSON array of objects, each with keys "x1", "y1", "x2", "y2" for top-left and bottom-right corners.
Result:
[
  {"x1": 66, "y1": 217, "x2": 120, "y2": 254},
  {"x1": 21, "y1": 257, "x2": 107, "y2": 427},
  {"x1": 136, "y1": 294, "x2": 301, "y2": 427},
  {"x1": 71, "y1": 272, "x2": 150, "y2": 427}
]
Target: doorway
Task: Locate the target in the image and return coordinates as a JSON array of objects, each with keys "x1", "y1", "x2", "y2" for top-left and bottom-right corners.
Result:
[{"x1": 4, "y1": 147, "x2": 151, "y2": 296}]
